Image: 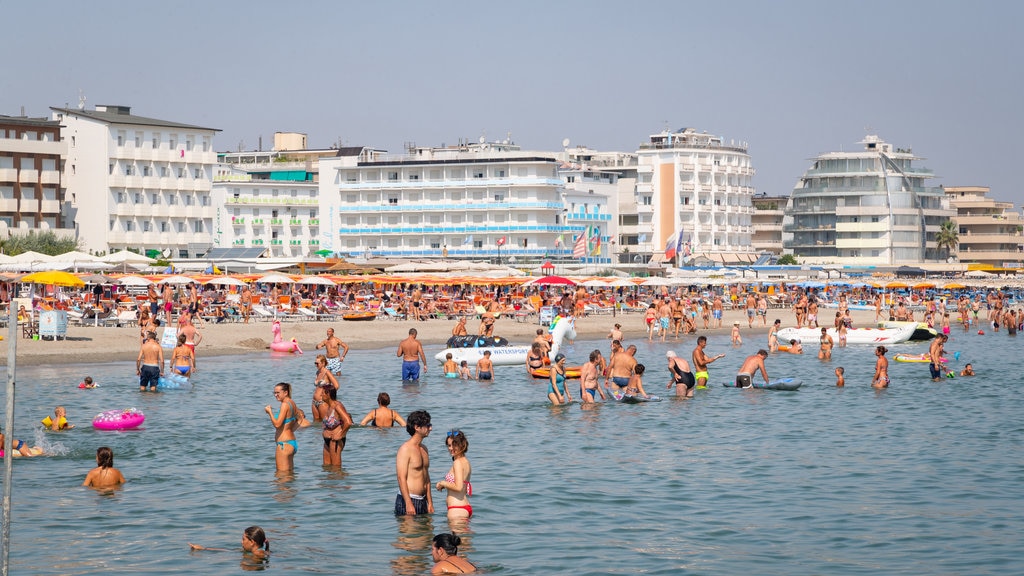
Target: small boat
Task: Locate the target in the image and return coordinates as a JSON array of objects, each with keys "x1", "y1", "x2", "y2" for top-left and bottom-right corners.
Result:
[
  {"x1": 880, "y1": 321, "x2": 938, "y2": 341},
  {"x1": 342, "y1": 311, "x2": 376, "y2": 321},
  {"x1": 776, "y1": 324, "x2": 916, "y2": 345}
]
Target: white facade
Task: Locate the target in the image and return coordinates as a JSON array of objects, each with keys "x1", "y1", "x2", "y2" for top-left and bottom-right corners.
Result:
[
  {"x1": 319, "y1": 141, "x2": 588, "y2": 261},
  {"x1": 782, "y1": 135, "x2": 953, "y2": 265},
  {"x1": 636, "y1": 128, "x2": 756, "y2": 264},
  {"x1": 211, "y1": 166, "x2": 320, "y2": 257},
  {"x1": 51, "y1": 105, "x2": 219, "y2": 257}
]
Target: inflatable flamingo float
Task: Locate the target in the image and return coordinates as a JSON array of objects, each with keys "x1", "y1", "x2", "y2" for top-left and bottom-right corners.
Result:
[{"x1": 270, "y1": 320, "x2": 303, "y2": 354}]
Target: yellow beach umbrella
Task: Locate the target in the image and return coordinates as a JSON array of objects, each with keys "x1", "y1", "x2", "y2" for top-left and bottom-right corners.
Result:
[
  {"x1": 20, "y1": 270, "x2": 85, "y2": 287},
  {"x1": 943, "y1": 282, "x2": 966, "y2": 290}
]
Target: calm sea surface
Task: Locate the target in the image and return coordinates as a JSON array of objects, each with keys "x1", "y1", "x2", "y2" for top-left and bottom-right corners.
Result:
[{"x1": 1, "y1": 324, "x2": 1021, "y2": 575}]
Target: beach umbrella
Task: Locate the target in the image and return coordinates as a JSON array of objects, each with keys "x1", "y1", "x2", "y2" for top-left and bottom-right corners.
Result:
[
  {"x1": 522, "y1": 275, "x2": 577, "y2": 286},
  {"x1": 885, "y1": 281, "x2": 909, "y2": 289},
  {"x1": 913, "y1": 282, "x2": 936, "y2": 290},
  {"x1": 641, "y1": 277, "x2": 673, "y2": 286},
  {"x1": 296, "y1": 275, "x2": 337, "y2": 286},
  {"x1": 255, "y1": 273, "x2": 296, "y2": 284},
  {"x1": 606, "y1": 278, "x2": 638, "y2": 288},
  {"x1": 943, "y1": 282, "x2": 966, "y2": 290},
  {"x1": 80, "y1": 273, "x2": 117, "y2": 284},
  {"x1": 20, "y1": 270, "x2": 85, "y2": 287},
  {"x1": 117, "y1": 275, "x2": 155, "y2": 287},
  {"x1": 205, "y1": 276, "x2": 248, "y2": 287},
  {"x1": 160, "y1": 275, "x2": 198, "y2": 285},
  {"x1": 581, "y1": 279, "x2": 608, "y2": 287}
]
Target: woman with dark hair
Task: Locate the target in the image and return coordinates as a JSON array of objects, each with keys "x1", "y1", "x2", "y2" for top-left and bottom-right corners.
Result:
[
  {"x1": 547, "y1": 353, "x2": 571, "y2": 405},
  {"x1": 265, "y1": 382, "x2": 299, "y2": 471},
  {"x1": 82, "y1": 446, "x2": 125, "y2": 488},
  {"x1": 435, "y1": 430, "x2": 473, "y2": 521},
  {"x1": 312, "y1": 355, "x2": 339, "y2": 422},
  {"x1": 431, "y1": 533, "x2": 476, "y2": 574},
  {"x1": 360, "y1": 392, "x2": 406, "y2": 427},
  {"x1": 321, "y1": 385, "x2": 352, "y2": 467},
  {"x1": 872, "y1": 346, "x2": 890, "y2": 389},
  {"x1": 189, "y1": 525, "x2": 270, "y2": 561}
]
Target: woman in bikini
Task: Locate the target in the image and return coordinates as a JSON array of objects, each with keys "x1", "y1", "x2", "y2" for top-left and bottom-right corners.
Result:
[
  {"x1": 525, "y1": 343, "x2": 546, "y2": 377},
  {"x1": 170, "y1": 333, "x2": 194, "y2": 377},
  {"x1": 82, "y1": 446, "x2": 126, "y2": 488},
  {"x1": 312, "y1": 355, "x2": 340, "y2": 422},
  {"x1": 435, "y1": 429, "x2": 473, "y2": 522},
  {"x1": 359, "y1": 392, "x2": 407, "y2": 427},
  {"x1": 431, "y1": 532, "x2": 476, "y2": 574},
  {"x1": 265, "y1": 382, "x2": 299, "y2": 471},
  {"x1": 872, "y1": 346, "x2": 890, "y2": 389},
  {"x1": 320, "y1": 386, "x2": 352, "y2": 467}
]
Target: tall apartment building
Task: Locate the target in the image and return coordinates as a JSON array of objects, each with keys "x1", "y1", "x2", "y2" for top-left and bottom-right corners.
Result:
[
  {"x1": 557, "y1": 146, "x2": 637, "y2": 264},
  {"x1": 782, "y1": 135, "x2": 953, "y2": 265},
  {"x1": 318, "y1": 140, "x2": 588, "y2": 262},
  {"x1": 0, "y1": 114, "x2": 70, "y2": 239},
  {"x1": 636, "y1": 128, "x2": 755, "y2": 265},
  {"x1": 51, "y1": 105, "x2": 219, "y2": 257},
  {"x1": 945, "y1": 186, "x2": 1024, "y2": 267},
  {"x1": 751, "y1": 194, "x2": 786, "y2": 255}
]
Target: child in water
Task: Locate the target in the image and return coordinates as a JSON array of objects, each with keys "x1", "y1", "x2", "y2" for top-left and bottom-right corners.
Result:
[
  {"x1": 835, "y1": 366, "x2": 845, "y2": 387},
  {"x1": 457, "y1": 360, "x2": 472, "y2": 380},
  {"x1": 43, "y1": 406, "x2": 74, "y2": 430},
  {"x1": 959, "y1": 363, "x2": 975, "y2": 377},
  {"x1": 78, "y1": 376, "x2": 98, "y2": 389},
  {"x1": 443, "y1": 353, "x2": 458, "y2": 378},
  {"x1": 189, "y1": 525, "x2": 270, "y2": 560}
]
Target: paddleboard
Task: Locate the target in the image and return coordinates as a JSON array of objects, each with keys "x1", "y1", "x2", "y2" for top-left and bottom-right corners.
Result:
[
  {"x1": 722, "y1": 377, "x2": 802, "y2": 391},
  {"x1": 611, "y1": 390, "x2": 662, "y2": 403}
]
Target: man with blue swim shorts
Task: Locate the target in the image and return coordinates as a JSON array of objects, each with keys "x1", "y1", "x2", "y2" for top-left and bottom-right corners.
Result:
[
  {"x1": 136, "y1": 331, "x2": 164, "y2": 392},
  {"x1": 397, "y1": 328, "x2": 427, "y2": 382},
  {"x1": 604, "y1": 339, "x2": 636, "y2": 391}
]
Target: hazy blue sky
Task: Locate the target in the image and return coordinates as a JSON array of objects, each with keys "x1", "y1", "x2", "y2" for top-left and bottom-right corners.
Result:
[{"x1": 3, "y1": 0, "x2": 1021, "y2": 202}]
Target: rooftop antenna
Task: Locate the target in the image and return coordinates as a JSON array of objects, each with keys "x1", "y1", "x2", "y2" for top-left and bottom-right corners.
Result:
[{"x1": 78, "y1": 89, "x2": 87, "y2": 110}]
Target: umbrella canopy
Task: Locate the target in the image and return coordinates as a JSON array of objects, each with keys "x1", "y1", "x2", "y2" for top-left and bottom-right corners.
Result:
[
  {"x1": 204, "y1": 276, "x2": 248, "y2": 287},
  {"x1": 295, "y1": 275, "x2": 337, "y2": 286},
  {"x1": 117, "y1": 275, "x2": 155, "y2": 287},
  {"x1": 80, "y1": 273, "x2": 117, "y2": 284},
  {"x1": 913, "y1": 282, "x2": 936, "y2": 290},
  {"x1": 943, "y1": 282, "x2": 967, "y2": 290},
  {"x1": 9, "y1": 251, "x2": 56, "y2": 264},
  {"x1": 522, "y1": 275, "x2": 578, "y2": 286},
  {"x1": 540, "y1": 261, "x2": 555, "y2": 270},
  {"x1": 885, "y1": 281, "x2": 909, "y2": 289},
  {"x1": 606, "y1": 277, "x2": 639, "y2": 287},
  {"x1": 20, "y1": 270, "x2": 85, "y2": 287},
  {"x1": 641, "y1": 277, "x2": 673, "y2": 286},
  {"x1": 255, "y1": 273, "x2": 295, "y2": 284},
  {"x1": 581, "y1": 279, "x2": 608, "y2": 287},
  {"x1": 159, "y1": 275, "x2": 198, "y2": 285},
  {"x1": 102, "y1": 250, "x2": 157, "y2": 265}
]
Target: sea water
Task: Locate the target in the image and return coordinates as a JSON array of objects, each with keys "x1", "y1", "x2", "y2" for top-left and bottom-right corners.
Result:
[{"x1": 0, "y1": 325, "x2": 1021, "y2": 575}]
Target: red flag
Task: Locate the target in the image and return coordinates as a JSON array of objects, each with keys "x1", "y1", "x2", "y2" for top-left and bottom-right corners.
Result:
[
  {"x1": 496, "y1": 236, "x2": 506, "y2": 246},
  {"x1": 572, "y1": 232, "x2": 586, "y2": 259}
]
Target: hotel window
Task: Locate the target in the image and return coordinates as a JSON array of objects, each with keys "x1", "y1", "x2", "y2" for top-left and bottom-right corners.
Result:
[
  {"x1": 109, "y1": 220, "x2": 115, "y2": 231},
  {"x1": 169, "y1": 137, "x2": 176, "y2": 150},
  {"x1": 135, "y1": 133, "x2": 142, "y2": 147},
  {"x1": 388, "y1": 171, "x2": 399, "y2": 181},
  {"x1": 494, "y1": 194, "x2": 504, "y2": 202},
  {"x1": 271, "y1": 189, "x2": 278, "y2": 197},
  {"x1": 134, "y1": 193, "x2": 143, "y2": 203},
  {"x1": 193, "y1": 168, "x2": 202, "y2": 179},
  {"x1": 177, "y1": 222, "x2": 185, "y2": 232},
  {"x1": 160, "y1": 166, "x2": 168, "y2": 177},
  {"x1": 124, "y1": 165, "x2": 136, "y2": 176},
  {"x1": 143, "y1": 166, "x2": 152, "y2": 176},
  {"x1": 152, "y1": 133, "x2": 160, "y2": 148},
  {"x1": 125, "y1": 221, "x2": 135, "y2": 232},
  {"x1": 202, "y1": 138, "x2": 209, "y2": 152},
  {"x1": 160, "y1": 222, "x2": 168, "y2": 232},
  {"x1": 388, "y1": 196, "x2": 399, "y2": 205},
  {"x1": 143, "y1": 221, "x2": 152, "y2": 232},
  {"x1": 186, "y1": 138, "x2": 193, "y2": 152},
  {"x1": 117, "y1": 132, "x2": 125, "y2": 146},
  {"x1": 409, "y1": 172, "x2": 420, "y2": 180},
  {"x1": 473, "y1": 240, "x2": 483, "y2": 249},
  {"x1": 193, "y1": 220, "x2": 203, "y2": 233},
  {"x1": 472, "y1": 170, "x2": 484, "y2": 178},
  {"x1": 168, "y1": 195, "x2": 178, "y2": 205},
  {"x1": 495, "y1": 169, "x2": 506, "y2": 177},
  {"x1": 184, "y1": 195, "x2": 193, "y2": 206},
  {"x1": 20, "y1": 157, "x2": 34, "y2": 170},
  {"x1": 177, "y1": 168, "x2": 186, "y2": 178},
  {"x1": 116, "y1": 192, "x2": 126, "y2": 203}
]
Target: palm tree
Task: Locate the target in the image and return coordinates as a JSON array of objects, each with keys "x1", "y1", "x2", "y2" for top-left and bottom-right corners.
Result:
[{"x1": 935, "y1": 220, "x2": 959, "y2": 261}]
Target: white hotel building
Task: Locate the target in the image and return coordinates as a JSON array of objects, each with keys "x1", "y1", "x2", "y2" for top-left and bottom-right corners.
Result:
[
  {"x1": 319, "y1": 141, "x2": 600, "y2": 262},
  {"x1": 636, "y1": 128, "x2": 756, "y2": 264},
  {"x1": 51, "y1": 105, "x2": 219, "y2": 257}
]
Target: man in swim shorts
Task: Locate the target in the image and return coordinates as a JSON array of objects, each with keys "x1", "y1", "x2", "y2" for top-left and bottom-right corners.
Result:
[
  {"x1": 665, "y1": 350, "x2": 696, "y2": 398},
  {"x1": 928, "y1": 334, "x2": 948, "y2": 382},
  {"x1": 397, "y1": 328, "x2": 427, "y2": 382},
  {"x1": 579, "y1": 350, "x2": 607, "y2": 403},
  {"x1": 692, "y1": 336, "x2": 725, "y2": 388},
  {"x1": 736, "y1": 350, "x2": 769, "y2": 388},
  {"x1": 136, "y1": 331, "x2": 164, "y2": 392},
  {"x1": 316, "y1": 327, "x2": 349, "y2": 375},
  {"x1": 604, "y1": 339, "x2": 636, "y2": 391},
  {"x1": 395, "y1": 410, "x2": 433, "y2": 515},
  {"x1": 475, "y1": 351, "x2": 494, "y2": 381}
]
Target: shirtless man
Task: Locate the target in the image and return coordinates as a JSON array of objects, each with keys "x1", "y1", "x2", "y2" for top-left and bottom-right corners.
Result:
[
  {"x1": 665, "y1": 350, "x2": 696, "y2": 398},
  {"x1": 451, "y1": 317, "x2": 468, "y2": 336},
  {"x1": 604, "y1": 339, "x2": 636, "y2": 391},
  {"x1": 658, "y1": 299, "x2": 672, "y2": 342},
  {"x1": 929, "y1": 333, "x2": 948, "y2": 382},
  {"x1": 607, "y1": 323, "x2": 623, "y2": 343},
  {"x1": 692, "y1": 336, "x2": 725, "y2": 388},
  {"x1": 397, "y1": 328, "x2": 427, "y2": 381},
  {"x1": 162, "y1": 283, "x2": 174, "y2": 325},
  {"x1": 179, "y1": 316, "x2": 203, "y2": 370},
  {"x1": 316, "y1": 327, "x2": 349, "y2": 375},
  {"x1": 136, "y1": 331, "x2": 164, "y2": 392},
  {"x1": 533, "y1": 328, "x2": 551, "y2": 357},
  {"x1": 410, "y1": 287, "x2": 423, "y2": 321},
  {"x1": 579, "y1": 350, "x2": 607, "y2": 403},
  {"x1": 745, "y1": 293, "x2": 757, "y2": 328},
  {"x1": 479, "y1": 310, "x2": 496, "y2": 337},
  {"x1": 475, "y1": 351, "x2": 494, "y2": 381},
  {"x1": 395, "y1": 410, "x2": 433, "y2": 516},
  {"x1": 240, "y1": 285, "x2": 253, "y2": 324},
  {"x1": 736, "y1": 350, "x2": 770, "y2": 388},
  {"x1": 712, "y1": 295, "x2": 724, "y2": 328},
  {"x1": 147, "y1": 283, "x2": 160, "y2": 319}
]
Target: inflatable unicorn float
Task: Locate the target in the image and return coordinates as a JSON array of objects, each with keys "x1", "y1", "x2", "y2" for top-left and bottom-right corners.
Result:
[
  {"x1": 270, "y1": 320, "x2": 303, "y2": 354},
  {"x1": 435, "y1": 314, "x2": 576, "y2": 366}
]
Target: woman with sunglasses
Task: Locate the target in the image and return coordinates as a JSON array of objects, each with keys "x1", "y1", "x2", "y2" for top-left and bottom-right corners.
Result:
[{"x1": 435, "y1": 430, "x2": 473, "y2": 521}]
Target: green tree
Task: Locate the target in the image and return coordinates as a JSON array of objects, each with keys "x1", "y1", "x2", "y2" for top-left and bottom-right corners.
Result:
[
  {"x1": 778, "y1": 253, "x2": 798, "y2": 265},
  {"x1": 0, "y1": 231, "x2": 83, "y2": 256},
  {"x1": 935, "y1": 220, "x2": 959, "y2": 261}
]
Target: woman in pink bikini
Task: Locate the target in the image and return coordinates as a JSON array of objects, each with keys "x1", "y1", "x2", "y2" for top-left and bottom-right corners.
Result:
[{"x1": 435, "y1": 429, "x2": 473, "y2": 522}]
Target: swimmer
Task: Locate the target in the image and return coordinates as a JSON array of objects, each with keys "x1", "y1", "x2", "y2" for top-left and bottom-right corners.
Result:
[
  {"x1": 82, "y1": 446, "x2": 126, "y2": 488},
  {"x1": 443, "y1": 353, "x2": 458, "y2": 378},
  {"x1": 768, "y1": 318, "x2": 781, "y2": 352},
  {"x1": 435, "y1": 429, "x2": 473, "y2": 521},
  {"x1": 189, "y1": 525, "x2": 270, "y2": 561},
  {"x1": 474, "y1": 351, "x2": 493, "y2": 381},
  {"x1": 666, "y1": 350, "x2": 696, "y2": 398},
  {"x1": 312, "y1": 354, "x2": 340, "y2": 421},
  {"x1": 607, "y1": 323, "x2": 623, "y2": 342},
  {"x1": 731, "y1": 321, "x2": 742, "y2": 346},
  {"x1": 872, "y1": 346, "x2": 890, "y2": 389},
  {"x1": 624, "y1": 363, "x2": 650, "y2": 398},
  {"x1": 960, "y1": 363, "x2": 975, "y2": 377},
  {"x1": 736, "y1": 350, "x2": 770, "y2": 388},
  {"x1": 320, "y1": 385, "x2": 352, "y2": 467},
  {"x1": 315, "y1": 328, "x2": 349, "y2": 375},
  {"x1": 526, "y1": 343, "x2": 546, "y2": 377},
  {"x1": 0, "y1": 429, "x2": 43, "y2": 457},
  {"x1": 692, "y1": 336, "x2": 724, "y2": 388},
  {"x1": 457, "y1": 361, "x2": 472, "y2": 380},
  {"x1": 360, "y1": 392, "x2": 407, "y2": 428},
  {"x1": 171, "y1": 333, "x2": 195, "y2": 377},
  {"x1": 397, "y1": 328, "x2": 427, "y2": 381},
  {"x1": 787, "y1": 339, "x2": 803, "y2": 354},
  {"x1": 579, "y1": 350, "x2": 608, "y2": 403},
  {"x1": 431, "y1": 532, "x2": 476, "y2": 574},
  {"x1": 78, "y1": 376, "x2": 98, "y2": 389},
  {"x1": 548, "y1": 353, "x2": 572, "y2": 405},
  {"x1": 835, "y1": 366, "x2": 845, "y2": 387},
  {"x1": 43, "y1": 406, "x2": 74, "y2": 430}
]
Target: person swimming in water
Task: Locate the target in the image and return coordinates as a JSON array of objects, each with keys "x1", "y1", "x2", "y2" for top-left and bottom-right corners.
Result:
[
  {"x1": 82, "y1": 446, "x2": 125, "y2": 487},
  {"x1": 360, "y1": 392, "x2": 407, "y2": 428},
  {"x1": 189, "y1": 525, "x2": 270, "y2": 561}
]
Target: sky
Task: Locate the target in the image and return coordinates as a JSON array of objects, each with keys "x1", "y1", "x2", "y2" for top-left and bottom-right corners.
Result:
[{"x1": 3, "y1": 0, "x2": 1022, "y2": 202}]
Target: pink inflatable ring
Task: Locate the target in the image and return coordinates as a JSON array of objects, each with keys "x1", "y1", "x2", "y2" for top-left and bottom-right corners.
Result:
[{"x1": 92, "y1": 408, "x2": 145, "y2": 431}]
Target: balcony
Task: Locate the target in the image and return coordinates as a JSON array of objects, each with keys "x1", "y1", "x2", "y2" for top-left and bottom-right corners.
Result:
[
  {"x1": 0, "y1": 199, "x2": 16, "y2": 211},
  {"x1": 289, "y1": 219, "x2": 302, "y2": 226},
  {"x1": 270, "y1": 239, "x2": 283, "y2": 245},
  {"x1": 19, "y1": 169, "x2": 39, "y2": 184},
  {"x1": 39, "y1": 170, "x2": 61, "y2": 185},
  {"x1": 231, "y1": 217, "x2": 245, "y2": 225},
  {"x1": 19, "y1": 199, "x2": 39, "y2": 212},
  {"x1": 309, "y1": 218, "x2": 320, "y2": 226},
  {"x1": 0, "y1": 168, "x2": 16, "y2": 182},
  {"x1": 309, "y1": 239, "x2": 320, "y2": 245},
  {"x1": 251, "y1": 218, "x2": 265, "y2": 225},
  {"x1": 269, "y1": 218, "x2": 284, "y2": 226}
]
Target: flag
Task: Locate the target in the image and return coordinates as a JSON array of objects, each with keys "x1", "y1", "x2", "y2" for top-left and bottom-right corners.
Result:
[
  {"x1": 587, "y1": 226, "x2": 601, "y2": 256},
  {"x1": 496, "y1": 236, "x2": 506, "y2": 246},
  {"x1": 664, "y1": 230, "x2": 680, "y2": 259},
  {"x1": 572, "y1": 231, "x2": 587, "y2": 259},
  {"x1": 683, "y1": 237, "x2": 692, "y2": 257},
  {"x1": 464, "y1": 235, "x2": 473, "y2": 246},
  {"x1": 555, "y1": 234, "x2": 564, "y2": 248},
  {"x1": 639, "y1": 233, "x2": 647, "y2": 243}
]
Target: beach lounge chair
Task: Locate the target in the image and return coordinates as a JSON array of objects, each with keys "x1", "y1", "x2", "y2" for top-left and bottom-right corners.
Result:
[
  {"x1": 380, "y1": 307, "x2": 406, "y2": 321},
  {"x1": 538, "y1": 306, "x2": 555, "y2": 326},
  {"x1": 250, "y1": 304, "x2": 276, "y2": 321}
]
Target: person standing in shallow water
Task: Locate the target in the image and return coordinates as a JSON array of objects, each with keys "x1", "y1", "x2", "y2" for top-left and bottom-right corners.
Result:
[
  {"x1": 395, "y1": 410, "x2": 434, "y2": 516},
  {"x1": 265, "y1": 382, "x2": 299, "y2": 471},
  {"x1": 397, "y1": 328, "x2": 427, "y2": 381},
  {"x1": 435, "y1": 429, "x2": 473, "y2": 522},
  {"x1": 83, "y1": 446, "x2": 126, "y2": 489},
  {"x1": 872, "y1": 346, "x2": 890, "y2": 389}
]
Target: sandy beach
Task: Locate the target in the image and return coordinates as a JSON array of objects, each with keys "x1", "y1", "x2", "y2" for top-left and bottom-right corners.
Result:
[{"x1": 0, "y1": 306, "x2": 886, "y2": 367}]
